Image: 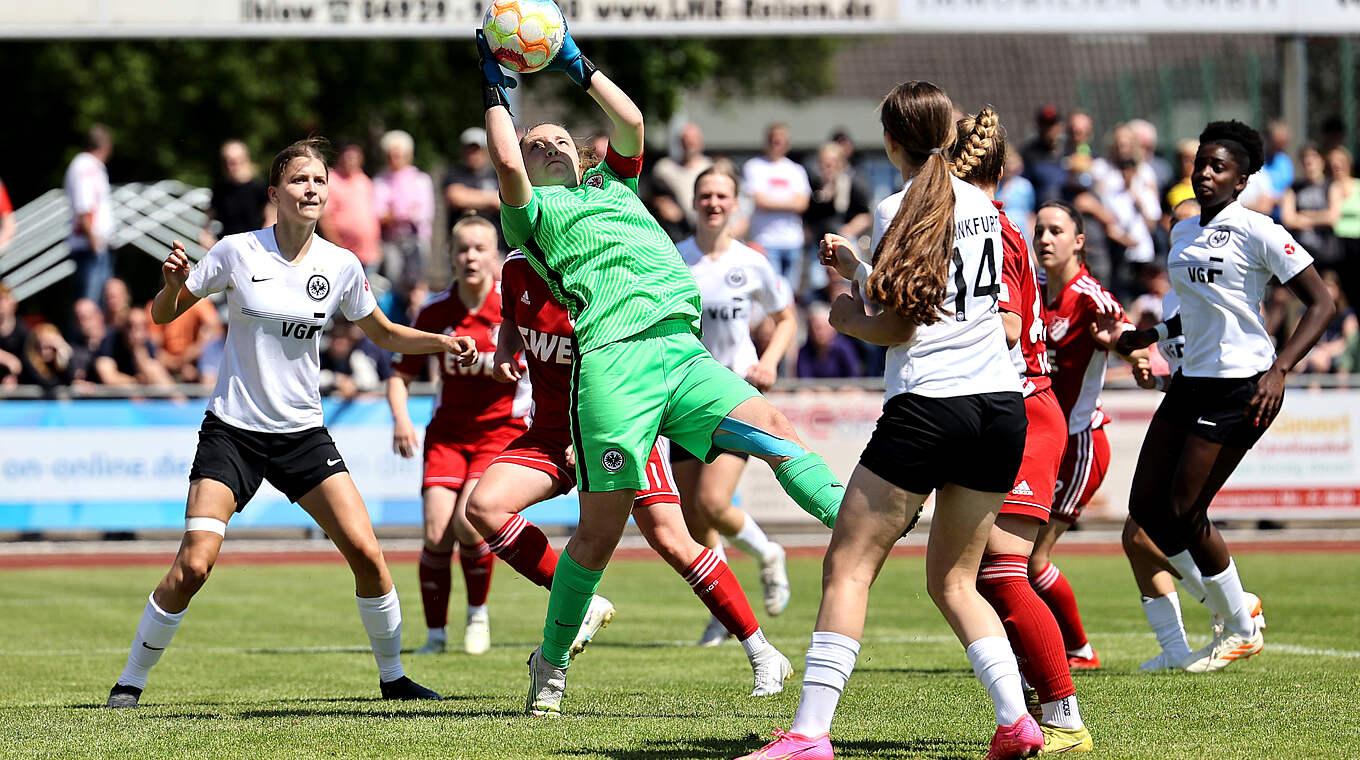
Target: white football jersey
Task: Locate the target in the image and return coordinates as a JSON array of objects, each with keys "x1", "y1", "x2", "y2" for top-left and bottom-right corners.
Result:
[
  {"x1": 1167, "y1": 201, "x2": 1313, "y2": 378},
  {"x1": 1157, "y1": 289, "x2": 1185, "y2": 377},
  {"x1": 186, "y1": 228, "x2": 377, "y2": 433},
  {"x1": 873, "y1": 176, "x2": 1020, "y2": 400},
  {"x1": 677, "y1": 237, "x2": 792, "y2": 377}
]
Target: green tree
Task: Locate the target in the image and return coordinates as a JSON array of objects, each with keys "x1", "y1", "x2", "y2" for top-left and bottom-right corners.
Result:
[{"x1": 0, "y1": 37, "x2": 838, "y2": 204}]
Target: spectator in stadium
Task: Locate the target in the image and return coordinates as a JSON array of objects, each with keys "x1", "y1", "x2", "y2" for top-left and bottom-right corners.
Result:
[
  {"x1": 64, "y1": 124, "x2": 115, "y2": 304},
  {"x1": 1303, "y1": 271, "x2": 1357, "y2": 374},
  {"x1": 1163, "y1": 139, "x2": 1200, "y2": 217},
  {"x1": 374, "y1": 129, "x2": 435, "y2": 288},
  {"x1": 648, "y1": 122, "x2": 712, "y2": 241},
  {"x1": 67, "y1": 297, "x2": 106, "y2": 383},
  {"x1": 997, "y1": 149, "x2": 1036, "y2": 243},
  {"x1": 321, "y1": 320, "x2": 382, "y2": 399},
  {"x1": 102, "y1": 277, "x2": 132, "y2": 331},
  {"x1": 1065, "y1": 110, "x2": 1094, "y2": 158},
  {"x1": 743, "y1": 123, "x2": 812, "y2": 294},
  {"x1": 830, "y1": 128, "x2": 859, "y2": 172},
  {"x1": 200, "y1": 140, "x2": 273, "y2": 249},
  {"x1": 95, "y1": 306, "x2": 174, "y2": 389},
  {"x1": 320, "y1": 141, "x2": 382, "y2": 274},
  {"x1": 1282, "y1": 144, "x2": 1341, "y2": 275},
  {"x1": 442, "y1": 127, "x2": 503, "y2": 238},
  {"x1": 804, "y1": 142, "x2": 872, "y2": 251},
  {"x1": 0, "y1": 283, "x2": 31, "y2": 387},
  {"x1": 1327, "y1": 147, "x2": 1360, "y2": 307},
  {"x1": 1262, "y1": 120, "x2": 1296, "y2": 202},
  {"x1": 795, "y1": 302, "x2": 860, "y2": 379},
  {"x1": 148, "y1": 297, "x2": 223, "y2": 385},
  {"x1": 22, "y1": 322, "x2": 80, "y2": 394},
  {"x1": 1129, "y1": 119, "x2": 1172, "y2": 190},
  {"x1": 0, "y1": 175, "x2": 15, "y2": 254},
  {"x1": 1022, "y1": 104, "x2": 1067, "y2": 203},
  {"x1": 1091, "y1": 124, "x2": 1159, "y2": 296}
]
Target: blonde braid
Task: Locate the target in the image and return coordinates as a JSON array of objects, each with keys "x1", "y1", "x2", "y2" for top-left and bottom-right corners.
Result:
[{"x1": 951, "y1": 108, "x2": 1003, "y2": 185}]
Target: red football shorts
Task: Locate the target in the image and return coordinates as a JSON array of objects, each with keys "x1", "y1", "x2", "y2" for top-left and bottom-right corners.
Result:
[
  {"x1": 1051, "y1": 426, "x2": 1111, "y2": 524},
  {"x1": 1001, "y1": 388, "x2": 1067, "y2": 522},
  {"x1": 422, "y1": 423, "x2": 525, "y2": 491},
  {"x1": 488, "y1": 428, "x2": 679, "y2": 507}
]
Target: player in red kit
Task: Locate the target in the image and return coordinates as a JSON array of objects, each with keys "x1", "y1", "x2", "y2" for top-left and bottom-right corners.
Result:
[
  {"x1": 387, "y1": 216, "x2": 530, "y2": 656},
  {"x1": 1034, "y1": 199, "x2": 1135, "y2": 672},
  {"x1": 464, "y1": 247, "x2": 793, "y2": 702},
  {"x1": 949, "y1": 111, "x2": 1091, "y2": 753}
]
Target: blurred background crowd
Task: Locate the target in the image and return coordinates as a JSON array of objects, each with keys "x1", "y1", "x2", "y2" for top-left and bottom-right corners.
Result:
[{"x1": 2, "y1": 103, "x2": 1358, "y2": 399}]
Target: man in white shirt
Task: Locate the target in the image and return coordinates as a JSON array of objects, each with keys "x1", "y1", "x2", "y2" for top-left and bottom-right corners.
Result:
[
  {"x1": 742, "y1": 123, "x2": 811, "y2": 295},
  {"x1": 65, "y1": 124, "x2": 115, "y2": 304}
]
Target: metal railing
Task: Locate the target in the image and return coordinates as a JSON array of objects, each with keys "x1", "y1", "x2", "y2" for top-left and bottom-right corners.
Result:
[{"x1": 0, "y1": 180, "x2": 212, "y2": 301}]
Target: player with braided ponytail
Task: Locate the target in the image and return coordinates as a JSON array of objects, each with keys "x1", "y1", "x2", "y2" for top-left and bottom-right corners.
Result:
[
  {"x1": 947, "y1": 108, "x2": 1093, "y2": 753},
  {"x1": 742, "y1": 83, "x2": 1041, "y2": 760}
]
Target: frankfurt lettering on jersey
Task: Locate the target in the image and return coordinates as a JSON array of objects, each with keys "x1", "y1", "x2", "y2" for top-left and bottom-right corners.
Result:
[{"x1": 184, "y1": 228, "x2": 376, "y2": 433}]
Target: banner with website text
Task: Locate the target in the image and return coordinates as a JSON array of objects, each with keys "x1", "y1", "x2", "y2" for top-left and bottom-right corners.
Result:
[
  {"x1": 0, "y1": 388, "x2": 1356, "y2": 533},
  {"x1": 5, "y1": 0, "x2": 1360, "y2": 38}
]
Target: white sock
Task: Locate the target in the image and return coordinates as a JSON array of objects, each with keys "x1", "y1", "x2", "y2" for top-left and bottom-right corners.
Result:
[
  {"x1": 1141, "y1": 593, "x2": 1191, "y2": 659},
  {"x1": 467, "y1": 604, "x2": 488, "y2": 619},
  {"x1": 117, "y1": 593, "x2": 187, "y2": 689},
  {"x1": 356, "y1": 588, "x2": 404, "y2": 682},
  {"x1": 965, "y1": 635, "x2": 1028, "y2": 726},
  {"x1": 1067, "y1": 642, "x2": 1094, "y2": 659},
  {"x1": 1166, "y1": 550, "x2": 1208, "y2": 603},
  {"x1": 740, "y1": 628, "x2": 772, "y2": 659},
  {"x1": 427, "y1": 627, "x2": 447, "y2": 641},
  {"x1": 729, "y1": 514, "x2": 773, "y2": 561},
  {"x1": 790, "y1": 631, "x2": 860, "y2": 737},
  {"x1": 1041, "y1": 695, "x2": 1083, "y2": 730},
  {"x1": 1202, "y1": 559, "x2": 1255, "y2": 637}
]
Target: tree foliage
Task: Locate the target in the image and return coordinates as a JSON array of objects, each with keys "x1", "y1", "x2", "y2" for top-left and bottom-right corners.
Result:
[{"x1": 1, "y1": 37, "x2": 838, "y2": 204}]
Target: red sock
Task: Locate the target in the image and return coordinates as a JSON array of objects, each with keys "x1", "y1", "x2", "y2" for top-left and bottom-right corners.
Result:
[
  {"x1": 1031, "y1": 561, "x2": 1089, "y2": 653},
  {"x1": 978, "y1": 553, "x2": 1075, "y2": 702},
  {"x1": 682, "y1": 548, "x2": 758, "y2": 640},
  {"x1": 418, "y1": 548, "x2": 452, "y2": 629},
  {"x1": 458, "y1": 540, "x2": 496, "y2": 607},
  {"x1": 485, "y1": 514, "x2": 558, "y2": 590}
]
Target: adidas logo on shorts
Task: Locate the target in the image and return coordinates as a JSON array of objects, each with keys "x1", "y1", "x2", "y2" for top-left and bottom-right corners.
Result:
[
  {"x1": 1011, "y1": 480, "x2": 1034, "y2": 496},
  {"x1": 521, "y1": 291, "x2": 531, "y2": 305}
]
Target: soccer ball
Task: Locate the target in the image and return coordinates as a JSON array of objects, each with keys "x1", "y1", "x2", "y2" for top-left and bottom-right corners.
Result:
[{"x1": 481, "y1": 0, "x2": 566, "y2": 74}]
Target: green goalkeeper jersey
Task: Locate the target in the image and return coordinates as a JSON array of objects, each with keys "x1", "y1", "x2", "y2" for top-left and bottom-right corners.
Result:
[{"x1": 500, "y1": 149, "x2": 702, "y2": 354}]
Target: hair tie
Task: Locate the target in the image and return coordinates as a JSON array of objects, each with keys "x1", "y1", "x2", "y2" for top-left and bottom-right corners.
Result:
[{"x1": 929, "y1": 148, "x2": 944, "y2": 155}]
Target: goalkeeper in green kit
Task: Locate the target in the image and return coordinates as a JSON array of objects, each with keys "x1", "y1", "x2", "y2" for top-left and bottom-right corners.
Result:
[{"x1": 478, "y1": 28, "x2": 845, "y2": 716}]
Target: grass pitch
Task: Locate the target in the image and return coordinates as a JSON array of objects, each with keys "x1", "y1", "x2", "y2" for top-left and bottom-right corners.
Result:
[{"x1": 0, "y1": 549, "x2": 1357, "y2": 759}]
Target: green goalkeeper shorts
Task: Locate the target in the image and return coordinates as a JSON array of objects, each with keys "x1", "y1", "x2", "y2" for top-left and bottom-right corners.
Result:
[{"x1": 570, "y1": 320, "x2": 760, "y2": 492}]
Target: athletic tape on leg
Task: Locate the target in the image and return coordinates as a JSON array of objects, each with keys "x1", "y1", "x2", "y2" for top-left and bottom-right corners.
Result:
[
  {"x1": 713, "y1": 416, "x2": 806, "y2": 459},
  {"x1": 185, "y1": 517, "x2": 227, "y2": 536}
]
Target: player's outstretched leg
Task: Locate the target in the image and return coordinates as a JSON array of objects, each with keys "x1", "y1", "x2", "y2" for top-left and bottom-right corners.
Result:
[
  {"x1": 300, "y1": 474, "x2": 440, "y2": 700},
  {"x1": 106, "y1": 479, "x2": 235, "y2": 708},
  {"x1": 633, "y1": 502, "x2": 792, "y2": 696},
  {"x1": 1029, "y1": 521, "x2": 1097, "y2": 669},
  {"x1": 710, "y1": 398, "x2": 843, "y2": 529}
]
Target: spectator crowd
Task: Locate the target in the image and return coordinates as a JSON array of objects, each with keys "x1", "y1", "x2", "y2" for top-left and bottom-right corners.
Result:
[{"x1": 2, "y1": 109, "x2": 1359, "y2": 397}]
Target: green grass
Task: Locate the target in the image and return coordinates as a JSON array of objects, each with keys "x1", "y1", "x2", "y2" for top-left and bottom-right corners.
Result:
[{"x1": 0, "y1": 551, "x2": 1357, "y2": 759}]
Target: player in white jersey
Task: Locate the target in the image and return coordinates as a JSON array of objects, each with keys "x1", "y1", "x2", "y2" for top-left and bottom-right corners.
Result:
[
  {"x1": 105, "y1": 139, "x2": 478, "y2": 708},
  {"x1": 1119, "y1": 121, "x2": 1334, "y2": 673},
  {"x1": 673, "y1": 164, "x2": 797, "y2": 637},
  {"x1": 739, "y1": 82, "x2": 1041, "y2": 760}
]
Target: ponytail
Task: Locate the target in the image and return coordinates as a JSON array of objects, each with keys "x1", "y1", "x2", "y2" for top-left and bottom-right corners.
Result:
[{"x1": 868, "y1": 81, "x2": 958, "y2": 326}]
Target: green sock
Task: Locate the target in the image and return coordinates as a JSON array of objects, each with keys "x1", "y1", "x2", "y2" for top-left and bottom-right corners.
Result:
[
  {"x1": 775, "y1": 452, "x2": 844, "y2": 529},
  {"x1": 541, "y1": 550, "x2": 603, "y2": 668}
]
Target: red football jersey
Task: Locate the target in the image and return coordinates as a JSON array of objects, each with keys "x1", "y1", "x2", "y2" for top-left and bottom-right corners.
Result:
[
  {"x1": 393, "y1": 284, "x2": 528, "y2": 439},
  {"x1": 996, "y1": 204, "x2": 1051, "y2": 396},
  {"x1": 1044, "y1": 266, "x2": 1122, "y2": 434},
  {"x1": 500, "y1": 252, "x2": 575, "y2": 434}
]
